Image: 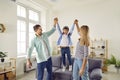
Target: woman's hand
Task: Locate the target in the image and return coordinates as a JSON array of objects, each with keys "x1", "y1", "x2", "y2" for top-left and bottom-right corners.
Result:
[
  {"x1": 79, "y1": 68, "x2": 84, "y2": 76},
  {"x1": 74, "y1": 19, "x2": 80, "y2": 32}
]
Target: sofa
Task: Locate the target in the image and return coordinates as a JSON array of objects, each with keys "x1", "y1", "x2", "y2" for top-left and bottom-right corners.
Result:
[{"x1": 36, "y1": 55, "x2": 102, "y2": 80}]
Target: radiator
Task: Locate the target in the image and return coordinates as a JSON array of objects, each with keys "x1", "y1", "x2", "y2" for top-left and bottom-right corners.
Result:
[{"x1": 24, "y1": 57, "x2": 37, "y2": 72}]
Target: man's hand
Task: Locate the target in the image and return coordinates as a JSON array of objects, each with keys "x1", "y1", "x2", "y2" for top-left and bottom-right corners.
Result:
[
  {"x1": 74, "y1": 19, "x2": 78, "y2": 25},
  {"x1": 26, "y1": 59, "x2": 32, "y2": 68},
  {"x1": 54, "y1": 17, "x2": 58, "y2": 27}
]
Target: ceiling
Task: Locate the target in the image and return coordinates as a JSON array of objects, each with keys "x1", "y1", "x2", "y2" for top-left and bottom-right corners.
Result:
[
  {"x1": 44, "y1": 0, "x2": 88, "y2": 5},
  {"x1": 43, "y1": 0, "x2": 104, "y2": 11},
  {"x1": 28, "y1": 0, "x2": 106, "y2": 12}
]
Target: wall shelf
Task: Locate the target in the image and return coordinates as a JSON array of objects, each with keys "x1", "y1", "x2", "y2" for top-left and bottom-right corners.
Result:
[{"x1": 89, "y1": 39, "x2": 108, "y2": 72}]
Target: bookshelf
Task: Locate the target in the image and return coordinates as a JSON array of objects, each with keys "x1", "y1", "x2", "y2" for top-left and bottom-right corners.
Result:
[{"x1": 89, "y1": 39, "x2": 108, "y2": 72}]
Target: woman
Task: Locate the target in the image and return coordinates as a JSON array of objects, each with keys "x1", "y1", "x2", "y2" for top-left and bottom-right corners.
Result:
[{"x1": 73, "y1": 19, "x2": 90, "y2": 80}]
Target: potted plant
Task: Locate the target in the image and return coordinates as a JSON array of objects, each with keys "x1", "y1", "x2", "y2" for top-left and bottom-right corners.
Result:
[
  {"x1": 105, "y1": 55, "x2": 120, "y2": 73},
  {"x1": 115, "y1": 60, "x2": 120, "y2": 68},
  {"x1": 0, "y1": 51, "x2": 7, "y2": 62}
]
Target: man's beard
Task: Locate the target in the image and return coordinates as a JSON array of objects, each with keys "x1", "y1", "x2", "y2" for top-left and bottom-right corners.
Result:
[{"x1": 39, "y1": 32, "x2": 42, "y2": 36}]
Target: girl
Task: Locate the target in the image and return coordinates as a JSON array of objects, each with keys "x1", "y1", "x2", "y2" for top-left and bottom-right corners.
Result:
[{"x1": 73, "y1": 20, "x2": 90, "y2": 80}]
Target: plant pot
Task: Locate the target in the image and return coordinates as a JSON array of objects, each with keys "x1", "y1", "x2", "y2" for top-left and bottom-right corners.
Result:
[
  {"x1": 115, "y1": 65, "x2": 120, "y2": 73},
  {"x1": 115, "y1": 66, "x2": 120, "y2": 69},
  {"x1": 1, "y1": 58, "x2": 4, "y2": 62}
]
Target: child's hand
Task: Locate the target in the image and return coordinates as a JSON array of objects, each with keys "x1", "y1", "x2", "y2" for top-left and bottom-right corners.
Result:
[
  {"x1": 74, "y1": 19, "x2": 78, "y2": 25},
  {"x1": 54, "y1": 17, "x2": 58, "y2": 26}
]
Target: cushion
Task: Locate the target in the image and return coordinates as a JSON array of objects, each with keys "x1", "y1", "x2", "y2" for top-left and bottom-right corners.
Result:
[
  {"x1": 52, "y1": 67, "x2": 60, "y2": 72},
  {"x1": 90, "y1": 68, "x2": 102, "y2": 79},
  {"x1": 88, "y1": 58, "x2": 102, "y2": 72},
  {"x1": 52, "y1": 55, "x2": 62, "y2": 68}
]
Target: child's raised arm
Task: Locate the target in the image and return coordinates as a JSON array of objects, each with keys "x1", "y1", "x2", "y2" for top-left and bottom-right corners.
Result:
[{"x1": 56, "y1": 18, "x2": 62, "y2": 35}]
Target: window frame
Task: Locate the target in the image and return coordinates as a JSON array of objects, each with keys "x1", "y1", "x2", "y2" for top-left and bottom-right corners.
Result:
[{"x1": 17, "y1": 4, "x2": 42, "y2": 57}]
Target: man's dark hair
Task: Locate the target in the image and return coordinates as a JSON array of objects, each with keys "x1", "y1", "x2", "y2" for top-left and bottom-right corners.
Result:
[
  {"x1": 63, "y1": 26, "x2": 69, "y2": 31},
  {"x1": 33, "y1": 24, "x2": 41, "y2": 31}
]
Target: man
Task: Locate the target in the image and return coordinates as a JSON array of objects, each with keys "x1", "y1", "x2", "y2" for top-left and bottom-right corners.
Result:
[{"x1": 26, "y1": 18, "x2": 58, "y2": 80}]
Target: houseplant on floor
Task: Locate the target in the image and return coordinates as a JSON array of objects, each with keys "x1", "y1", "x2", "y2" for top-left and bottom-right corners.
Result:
[
  {"x1": 106, "y1": 55, "x2": 120, "y2": 73},
  {"x1": 0, "y1": 51, "x2": 7, "y2": 62}
]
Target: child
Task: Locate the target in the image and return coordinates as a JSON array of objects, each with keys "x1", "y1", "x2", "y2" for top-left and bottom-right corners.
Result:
[
  {"x1": 56, "y1": 18, "x2": 76, "y2": 71},
  {"x1": 73, "y1": 20, "x2": 90, "y2": 80},
  {"x1": 26, "y1": 18, "x2": 58, "y2": 80}
]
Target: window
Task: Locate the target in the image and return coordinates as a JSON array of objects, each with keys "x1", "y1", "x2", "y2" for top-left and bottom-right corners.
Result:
[
  {"x1": 29, "y1": 10, "x2": 39, "y2": 21},
  {"x1": 29, "y1": 23, "x2": 35, "y2": 45},
  {"x1": 17, "y1": 5, "x2": 42, "y2": 56},
  {"x1": 17, "y1": 20, "x2": 26, "y2": 55},
  {"x1": 17, "y1": 5, "x2": 26, "y2": 18}
]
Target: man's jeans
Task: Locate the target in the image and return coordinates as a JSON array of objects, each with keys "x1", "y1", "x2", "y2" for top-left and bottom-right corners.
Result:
[{"x1": 37, "y1": 57, "x2": 52, "y2": 80}]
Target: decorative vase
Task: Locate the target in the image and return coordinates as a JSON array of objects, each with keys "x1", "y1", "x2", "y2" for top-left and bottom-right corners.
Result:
[
  {"x1": 1, "y1": 58, "x2": 4, "y2": 62},
  {"x1": 101, "y1": 46, "x2": 105, "y2": 49}
]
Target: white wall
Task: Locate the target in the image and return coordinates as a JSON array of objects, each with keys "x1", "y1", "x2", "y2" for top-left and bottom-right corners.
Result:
[
  {"x1": 0, "y1": 0, "x2": 17, "y2": 58},
  {"x1": 51, "y1": 0, "x2": 120, "y2": 58}
]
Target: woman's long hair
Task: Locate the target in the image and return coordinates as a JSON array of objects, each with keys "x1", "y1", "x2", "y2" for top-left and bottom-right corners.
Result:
[{"x1": 80, "y1": 25, "x2": 90, "y2": 46}]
